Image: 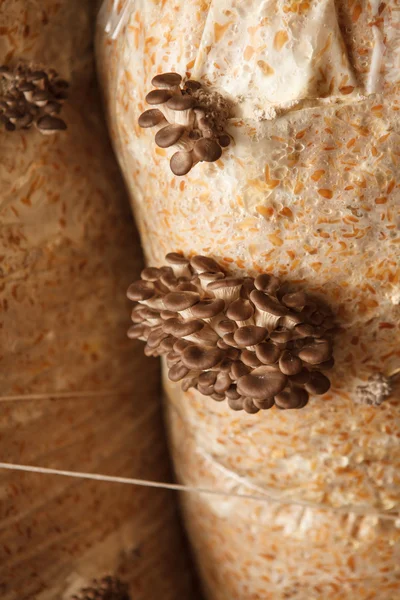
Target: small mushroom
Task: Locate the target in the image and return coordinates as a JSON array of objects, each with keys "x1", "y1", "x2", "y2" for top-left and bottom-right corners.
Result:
[
  {"x1": 166, "y1": 94, "x2": 196, "y2": 127},
  {"x1": 275, "y1": 387, "x2": 309, "y2": 409},
  {"x1": 170, "y1": 151, "x2": 194, "y2": 176},
  {"x1": 243, "y1": 398, "x2": 260, "y2": 414},
  {"x1": 279, "y1": 351, "x2": 303, "y2": 376},
  {"x1": 298, "y1": 339, "x2": 332, "y2": 365},
  {"x1": 255, "y1": 342, "x2": 281, "y2": 365},
  {"x1": 305, "y1": 371, "x2": 331, "y2": 395},
  {"x1": 207, "y1": 277, "x2": 243, "y2": 302},
  {"x1": 181, "y1": 346, "x2": 223, "y2": 370},
  {"x1": 165, "y1": 252, "x2": 191, "y2": 278},
  {"x1": 233, "y1": 325, "x2": 267, "y2": 349},
  {"x1": 163, "y1": 290, "x2": 200, "y2": 318},
  {"x1": 226, "y1": 298, "x2": 255, "y2": 327},
  {"x1": 193, "y1": 138, "x2": 222, "y2": 163},
  {"x1": 250, "y1": 289, "x2": 287, "y2": 331},
  {"x1": 127, "y1": 281, "x2": 154, "y2": 302},
  {"x1": 254, "y1": 274, "x2": 280, "y2": 295},
  {"x1": 36, "y1": 115, "x2": 66, "y2": 135},
  {"x1": 169, "y1": 363, "x2": 190, "y2": 382},
  {"x1": 138, "y1": 108, "x2": 167, "y2": 128},
  {"x1": 190, "y1": 255, "x2": 222, "y2": 274},
  {"x1": 282, "y1": 291, "x2": 307, "y2": 310},
  {"x1": 31, "y1": 90, "x2": 49, "y2": 106},
  {"x1": 145, "y1": 89, "x2": 172, "y2": 105},
  {"x1": 163, "y1": 318, "x2": 204, "y2": 338},
  {"x1": 240, "y1": 349, "x2": 262, "y2": 368},
  {"x1": 237, "y1": 366, "x2": 287, "y2": 400},
  {"x1": 152, "y1": 72, "x2": 182, "y2": 89},
  {"x1": 155, "y1": 124, "x2": 185, "y2": 148}
]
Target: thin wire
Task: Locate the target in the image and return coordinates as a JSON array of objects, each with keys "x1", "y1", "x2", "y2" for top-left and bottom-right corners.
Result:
[{"x1": 0, "y1": 461, "x2": 399, "y2": 522}]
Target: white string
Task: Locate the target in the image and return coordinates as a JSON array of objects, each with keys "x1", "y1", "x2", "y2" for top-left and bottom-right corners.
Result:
[{"x1": 0, "y1": 461, "x2": 399, "y2": 522}]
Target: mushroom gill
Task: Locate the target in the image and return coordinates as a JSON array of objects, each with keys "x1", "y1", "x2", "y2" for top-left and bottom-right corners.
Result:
[
  {"x1": 137, "y1": 72, "x2": 233, "y2": 176},
  {"x1": 127, "y1": 253, "x2": 337, "y2": 415},
  {"x1": 0, "y1": 63, "x2": 68, "y2": 134}
]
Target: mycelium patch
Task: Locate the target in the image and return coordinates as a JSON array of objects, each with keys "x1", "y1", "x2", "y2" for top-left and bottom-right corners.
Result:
[
  {"x1": 0, "y1": 64, "x2": 68, "y2": 134},
  {"x1": 138, "y1": 72, "x2": 232, "y2": 176},
  {"x1": 71, "y1": 576, "x2": 130, "y2": 600},
  {"x1": 127, "y1": 254, "x2": 337, "y2": 414}
]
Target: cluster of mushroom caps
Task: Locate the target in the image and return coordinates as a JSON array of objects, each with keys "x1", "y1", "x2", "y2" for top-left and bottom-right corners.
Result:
[
  {"x1": 72, "y1": 576, "x2": 130, "y2": 600},
  {"x1": 0, "y1": 64, "x2": 68, "y2": 134},
  {"x1": 138, "y1": 72, "x2": 232, "y2": 176},
  {"x1": 127, "y1": 254, "x2": 336, "y2": 414}
]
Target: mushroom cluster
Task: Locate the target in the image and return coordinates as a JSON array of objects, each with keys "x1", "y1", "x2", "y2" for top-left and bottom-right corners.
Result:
[
  {"x1": 138, "y1": 72, "x2": 232, "y2": 176},
  {"x1": 72, "y1": 576, "x2": 130, "y2": 600},
  {"x1": 0, "y1": 64, "x2": 68, "y2": 134},
  {"x1": 127, "y1": 254, "x2": 336, "y2": 414}
]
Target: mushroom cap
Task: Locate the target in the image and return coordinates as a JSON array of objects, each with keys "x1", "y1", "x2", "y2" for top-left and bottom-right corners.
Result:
[
  {"x1": 240, "y1": 349, "x2": 262, "y2": 368},
  {"x1": 207, "y1": 277, "x2": 243, "y2": 292},
  {"x1": 254, "y1": 274, "x2": 281, "y2": 294},
  {"x1": 163, "y1": 318, "x2": 204, "y2": 338},
  {"x1": 184, "y1": 79, "x2": 202, "y2": 91},
  {"x1": 282, "y1": 291, "x2": 307, "y2": 309},
  {"x1": 234, "y1": 325, "x2": 267, "y2": 348},
  {"x1": 166, "y1": 252, "x2": 190, "y2": 266},
  {"x1": 198, "y1": 371, "x2": 217, "y2": 387},
  {"x1": 141, "y1": 267, "x2": 163, "y2": 281},
  {"x1": 230, "y1": 361, "x2": 251, "y2": 380},
  {"x1": 155, "y1": 124, "x2": 185, "y2": 148},
  {"x1": 168, "y1": 363, "x2": 190, "y2": 382},
  {"x1": 279, "y1": 351, "x2": 303, "y2": 376},
  {"x1": 163, "y1": 291, "x2": 200, "y2": 311},
  {"x1": 166, "y1": 94, "x2": 196, "y2": 111},
  {"x1": 152, "y1": 72, "x2": 182, "y2": 88},
  {"x1": 181, "y1": 346, "x2": 223, "y2": 370},
  {"x1": 255, "y1": 342, "x2": 281, "y2": 365},
  {"x1": 305, "y1": 371, "x2": 331, "y2": 395},
  {"x1": 228, "y1": 397, "x2": 244, "y2": 411},
  {"x1": 159, "y1": 336, "x2": 176, "y2": 352},
  {"x1": 243, "y1": 398, "x2": 260, "y2": 414},
  {"x1": 27, "y1": 70, "x2": 47, "y2": 82},
  {"x1": 275, "y1": 387, "x2": 309, "y2": 409},
  {"x1": 191, "y1": 298, "x2": 225, "y2": 319},
  {"x1": 226, "y1": 298, "x2": 254, "y2": 322},
  {"x1": 170, "y1": 151, "x2": 194, "y2": 176},
  {"x1": 298, "y1": 339, "x2": 332, "y2": 365},
  {"x1": 127, "y1": 281, "x2": 154, "y2": 301},
  {"x1": 43, "y1": 101, "x2": 62, "y2": 115},
  {"x1": 237, "y1": 366, "x2": 288, "y2": 400},
  {"x1": 253, "y1": 397, "x2": 275, "y2": 410},
  {"x1": 193, "y1": 138, "x2": 222, "y2": 162},
  {"x1": 145, "y1": 89, "x2": 172, "y2": 105},
  {"x1": 269, "y1": 330, "x2": 293, "y2": 344},
  {"x1": 214, "y1": 372, "x2": 232, "y2": 394},
  {"x1": 198, "y1": 271, "x2": 225, "y2": 286},
  {"x1": 36, "y1": 115, "x2": 66, "y2": 132},
  {"x1": 250, "y1": 290, "x2": 287, "y2": 316},
  {"x1": 138, "y1": 108, "x2": 166, "y2": 128},
  {"x1": 190, "y1": 255, "x2": 222, "y2": 274},
  {"x1": 32, "y1": 90, "x2": 49, "y2": 101},
  {"x1": 18, "y1": 81, "x2": 35, "y2": 92},
  {"x1": 216, "y1": 319, "x2": 236, "y2": 334}
]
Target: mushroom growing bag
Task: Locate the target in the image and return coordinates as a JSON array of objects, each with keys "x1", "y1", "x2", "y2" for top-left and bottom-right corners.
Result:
[
  {"x1": 96, "y1": 1, "x2": 400, "y2": 598},
  {"x1": 0, "y1": 1, "x2": 197, "y2": 598}
]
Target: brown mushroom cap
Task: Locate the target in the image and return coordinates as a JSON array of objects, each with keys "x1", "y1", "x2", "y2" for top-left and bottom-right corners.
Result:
[
  {"x1": 255, "y1": 342, "x2": 281, "y2": 365},
  {"x1": 305, "y1": 371, "x2": 331, "y2": 395},
  {"x1": 145, "y1": 89, "x2": 172, "y2": 105},
  {"x1": 231, "y1": 361, "x2": 251, "y2": 380},
  {"x1": 275, "y1": 387, "x2": 309, "y2": 409},
  {"x1": 181, "y1": 346, "x2": 223, "y2": 370},
  {"x1": 298, "y1": 339, "x2": 332, "y2": 365},
  {"x1": 163, "y1": 291, "x2": 200, "y2": 311},
  {"x1": 282, "y1": 291, "x2": 307, "y2": 309},
  {"x1": 190, "y1": 255, "x2": 222, "y2": 273},
  {"x1": 163, "y1": 318, "x2": 204, "y2": 337},
  {"x1": 193, "y1": 138, "x2": 222, "y2": 162},
  {"x1": 214, "y1": 372, "x2": 232, "y2": 394},
  {"x1": 240, "y1": 349, "x2": 262, "y2": 368},
  {"x1": 254, "y1": 274, "x2": 280, "y2": 294},
  {"x1": 216, "y1": 319, "x2": 237, "y2": 334},
  {"x1": 226, "y1": 298, "x2": 254, "y2": 322},
  {"x1": 191, "y1": 298, "x2": 225, "y2": 319},
  {"x1": 18, "y1": 81, "x2": 35, "y2": 92},
  {"x1": 170, "y1": 151, "x2": 194, "y2": 176},
  {"x1": 243, "y1": 398, "x2": 260, "y2": 414},
  {"x1": 166, "y1": 95, "x2": 196, "y2": 110},
  {"x1": 234, "y1": 325, "x2": 267, "y2": 348},
  {"x1": 141, "y1": 267, "x2": 163, "y2": 281},
  {"x1": 155, "y1": 124, "x2": 185, "y2": 148},
  {"x1": 152, "y1": 72, "x2": 182, "y2": 88},
  {"x1": 250, "y1": 290, "x2": 286, "y2": 316},
  {"x1": 127, "y1": 281, "x2": 154, "y2": 301},
  {"x1": 228, "y1": 397, "x2": 244, "y2": 411},
  {"x1": 36, "y1": 115, "x2": 66, "y2": 132},
  {"x1": 184, "y1": 79, "x2": 202, "y2": 91},
  {"x1": 138, "y1": 108, "x2": 166, "y2": 128},
  {"x1": 279, "y1": 351, "x2": 303, "y2": 376},
  {"x1": 237, "y1": 366, "x2": 287, "y2": 399},
  {"x1": 253, "y1": 397, "x2": 275, "y2": 410},
  {"x1": 166, "y1": 253, "x2": 190, "y2": 266},
  {"x1": 207, "y1": 277, "x2": 243, "y2": 292},
  {"x1": 32, "y1": 90, "x2": 49, "y2": 102},
  {"x1": 198, "y1": 371, "x2": 217, "y2": 387},
  {"x1": 168, "y1": 363, "x2": 190, "y2": 382},
  {"x1": 218, "y1": 134, "x2": 231, "y2": 148}
]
